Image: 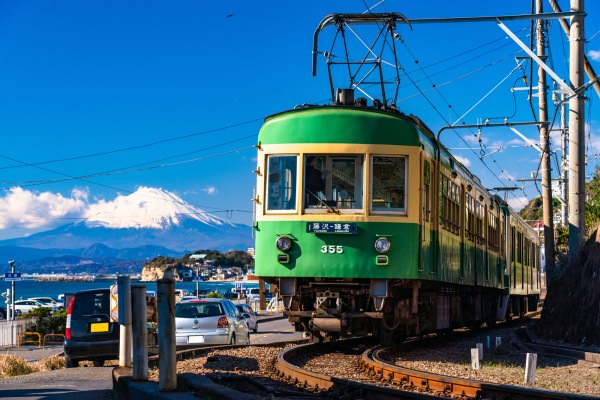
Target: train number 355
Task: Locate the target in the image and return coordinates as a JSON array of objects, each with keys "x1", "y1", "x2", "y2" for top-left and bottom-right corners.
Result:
[{"x1": 321, "y1": 245, "x2": 344, "y2": 254}]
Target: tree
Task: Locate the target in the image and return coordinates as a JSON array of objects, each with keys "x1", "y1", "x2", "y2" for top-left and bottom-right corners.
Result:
[{"x1": 584, "y1": 165, "x2": 600, "y2": 235}]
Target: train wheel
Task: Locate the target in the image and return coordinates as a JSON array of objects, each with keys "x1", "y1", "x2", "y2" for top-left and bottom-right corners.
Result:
[{"x1": 309, "y1": 331, "x2": 324, "y2": 343}]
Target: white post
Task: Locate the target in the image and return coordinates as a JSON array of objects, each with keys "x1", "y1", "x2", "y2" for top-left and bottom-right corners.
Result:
[
  {"x1": 524, "y1": 353, "x2": 537, "y2": 384},
  {"x1": 132, "y1": 285, "x2": 148, "y2": 381},
  {"x1": 118, "y1": 275, "x2": 132, "y2": 368},
  {"x1": 471, "y1": 348, "x2": 480, "y2": 370},
  {"x1": 476, "y1": 342, "x2": 484, "y2": 360}
]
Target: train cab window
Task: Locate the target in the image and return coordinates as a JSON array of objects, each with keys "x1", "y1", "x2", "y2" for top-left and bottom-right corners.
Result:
[
  {"x1": 266, "y1": 155, "x2": 297, "y2": 212},
  {"x1": 371, "y1": 156, "x2": 407, "y2": 213},
  {"x1": 304, "y1": 154, "x2": 363, "y2": 211}
]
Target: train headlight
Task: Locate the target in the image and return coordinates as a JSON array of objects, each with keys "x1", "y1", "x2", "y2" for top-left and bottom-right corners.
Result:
[
  {"x1": 275, "y1": 236, "x2": 292, "y2": 252},
  {"x1": 374, "y1": 237, "x2": 391, "y2": 254}
]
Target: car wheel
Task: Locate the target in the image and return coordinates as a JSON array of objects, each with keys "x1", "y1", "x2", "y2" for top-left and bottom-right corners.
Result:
[
  {"x1": 92, "y1": 359, "x2": 105, "y2": 367},
  {"x1": 65, "y1": 356, "x2": 79, "y2": 368},
  {"x1": 229, "y1": 334, "x2": 236, "y2": 345}
]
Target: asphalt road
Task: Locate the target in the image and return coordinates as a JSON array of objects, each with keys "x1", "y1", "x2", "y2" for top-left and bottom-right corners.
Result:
[
  {"x1": 0, "y1": 366, "x2": 114, "y2": 400},
  {"x1": 0, "y1": 315, "x2": 300, "y2": 400}
]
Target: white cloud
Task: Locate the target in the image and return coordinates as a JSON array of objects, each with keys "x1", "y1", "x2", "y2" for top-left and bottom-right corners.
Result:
[
  {"x1": 203, "y1": 186, "x2": 218, "y2": 195},
  {"x1": 588, "y1": 50, "x2": 600, "y2": 61},
  {"x1": 0, "y1": 187, "x2": 88, "y2": 230},
  {"x1": 454, "y1": 155, "x2": 471, "y2": 167},
  {"x1": 507, "y1": 196, "x2": 530, "y2": 212}
]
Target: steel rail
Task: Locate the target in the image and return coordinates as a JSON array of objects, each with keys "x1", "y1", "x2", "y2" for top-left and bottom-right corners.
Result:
[
  {"x1": 276, "y1": 340, "x2": 443, "y2": 399},
  {"x1": 364, "y1": 346, "x2": 599, "y2": 400}
]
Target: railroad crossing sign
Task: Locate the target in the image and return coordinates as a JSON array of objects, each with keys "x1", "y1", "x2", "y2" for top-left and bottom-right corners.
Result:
[{"x1": 4, "y1": 272, "x2": 21, "y2": 281}]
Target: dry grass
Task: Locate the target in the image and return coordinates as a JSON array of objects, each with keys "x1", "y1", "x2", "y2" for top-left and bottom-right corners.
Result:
[
  {"x1": 0, "y1": 353, "x2": 66, "y2": 378},
  {"x1": 0, "y1": 354, "x2": 38, "y2": 378}
]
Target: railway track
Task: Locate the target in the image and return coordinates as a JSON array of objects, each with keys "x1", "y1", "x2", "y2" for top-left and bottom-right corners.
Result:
[{"x1": 276, "y1": 335, "x2": 600, "y2": 400}]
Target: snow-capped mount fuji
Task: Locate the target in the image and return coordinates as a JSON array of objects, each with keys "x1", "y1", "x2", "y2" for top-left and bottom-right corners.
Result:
[
  {"x1": 0, "y1": 187, "x2": 253, "y2": 259},
  {"x1": 83, "y1": 187, "x2": 230, "y2": 230}
]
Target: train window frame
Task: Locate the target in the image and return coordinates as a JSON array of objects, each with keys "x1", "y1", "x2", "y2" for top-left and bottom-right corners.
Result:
[
  {"x1": 304, "y1": 154, "x2": 364, "y2": 213},
  {"x1": 440, "y1": 173, "x2": 461, "y2": 235},
  {"x1": 265, "y1": 154, "x2": 298, "y2": 213},
  {"x1": 370, "y1": 155, "x2": 407, "y2": 214}
]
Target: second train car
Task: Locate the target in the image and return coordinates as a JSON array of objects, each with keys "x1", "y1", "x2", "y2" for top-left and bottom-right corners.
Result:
[{"x1": 254, "y1": 90, "x2": 541, "y2": 343}]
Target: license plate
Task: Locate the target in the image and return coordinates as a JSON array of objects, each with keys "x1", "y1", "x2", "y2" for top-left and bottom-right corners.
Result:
[
  {"x1": 89, "y1": 322, "x2": 109, "y2": 333},
  {"x1": 188, "y1": 336, "x2": 205, "y2": 344}
]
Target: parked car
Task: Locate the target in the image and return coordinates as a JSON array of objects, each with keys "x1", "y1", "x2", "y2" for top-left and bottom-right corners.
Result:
[
  {"x1": 246, "y1": 288, "x2": 261, "y2": 300},
  {"x1": 178, "y1": 295, "x2": 197, "y2": 303},
  {"x1": 13, "y1": 299, "x2": 47, "y2": 316},
  {"x1": 223, "y1": 291, "x2": 238, "y2": 300},
  {"x1": 28, "y1": 297, "x2": 63, "y2": 311},
  {"x1": 63, "y1": 288, "x2": 118, "y2": 368},
  {"x1": 175, "y1": 298, "x2": 250, "y2": 347},
  {"x1": 235, "y1": 303, "x2": 258, "y2": 333}
]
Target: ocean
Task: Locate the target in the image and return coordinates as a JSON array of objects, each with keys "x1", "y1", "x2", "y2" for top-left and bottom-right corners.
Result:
[{"x1": 0, "y1": 279, "x2": 241, "y2": 303}]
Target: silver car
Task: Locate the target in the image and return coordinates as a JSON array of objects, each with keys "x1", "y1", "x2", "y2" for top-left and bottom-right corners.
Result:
[
  {"x1": 236, "y1": 303, "x2": 258, "y2": 333},
  {"x1": 175, "y1": 298, "x2": 250, "y2": 346}
]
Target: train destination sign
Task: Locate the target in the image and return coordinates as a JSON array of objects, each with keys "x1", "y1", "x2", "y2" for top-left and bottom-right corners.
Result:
[{"x1": 306, "y1": 222, "x2": 357, "y2": 234}]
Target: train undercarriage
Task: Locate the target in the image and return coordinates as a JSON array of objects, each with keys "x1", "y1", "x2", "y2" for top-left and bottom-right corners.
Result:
[{"x1": 274, "y1": 277, "x2": 539, "y2": 343}]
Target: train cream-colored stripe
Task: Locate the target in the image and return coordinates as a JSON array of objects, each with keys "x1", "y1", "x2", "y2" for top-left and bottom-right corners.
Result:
[{"x1": 256, "y1": 143, "x2": 422, "y2": 224}]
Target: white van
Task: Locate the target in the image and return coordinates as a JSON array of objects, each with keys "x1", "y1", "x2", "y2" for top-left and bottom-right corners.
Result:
[{"x1": 246, "y1": 288, "x2": 260, "y2": 300}]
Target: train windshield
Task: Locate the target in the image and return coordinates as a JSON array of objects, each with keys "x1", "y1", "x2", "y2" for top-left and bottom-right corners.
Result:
[
  {"x1": 304, "y1": 155, "x2": 363, "y2": 211},
  {"x1": 266, "y1": 155, "x2": 298, "y2": 211},
  {"x1": 371, "y1": 156, "x2": 407, "y2": 212}
]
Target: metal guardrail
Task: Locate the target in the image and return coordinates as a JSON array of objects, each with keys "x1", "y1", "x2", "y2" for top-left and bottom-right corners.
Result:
[
  {"x1": 18, "y1": 331, "x2": 41, "y2": 347},
  {"x1": 43, "y1": 333, "x2": 65, "y2": 347}
]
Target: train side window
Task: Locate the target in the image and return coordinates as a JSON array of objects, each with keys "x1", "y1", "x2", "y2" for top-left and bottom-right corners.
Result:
[
  {"x1": 371, "y1": 156, "x2": 406, "y2": 213},
  {"x1": 266, "y1": 155, "x2": 297, "y2": 212}
]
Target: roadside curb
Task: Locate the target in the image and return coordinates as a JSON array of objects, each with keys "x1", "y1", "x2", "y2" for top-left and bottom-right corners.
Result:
[
  {"x1": 112, "y1": 368, "x2": 257, "y2": 400},
  {"x1": 112, "y1": 313, "x2": 286, "y2": 400}
]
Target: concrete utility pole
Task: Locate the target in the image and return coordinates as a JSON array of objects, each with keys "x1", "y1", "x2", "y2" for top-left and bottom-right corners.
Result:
[
  {"x1": 547, "y1": 0, "x2": 600, "y2": 98},
  {"x1": 567, "y1": 0, "x2": 586, "y2": 257},
  {"x1": 9, "y1": 260, "x2": 15, "y2": 320},
  {"x1": 537, "y1": 1, "x2": 556, "y2": 277}
]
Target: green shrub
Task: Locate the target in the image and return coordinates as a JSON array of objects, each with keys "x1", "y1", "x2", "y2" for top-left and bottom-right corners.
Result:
[{"x1": 20, "y1": 308, "x2": 67, "y2": 336}]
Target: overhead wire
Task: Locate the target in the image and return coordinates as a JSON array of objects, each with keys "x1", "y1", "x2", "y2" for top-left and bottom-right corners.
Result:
[{"x1": 394, "y1": 32, "x2": 532, "y2": 209}]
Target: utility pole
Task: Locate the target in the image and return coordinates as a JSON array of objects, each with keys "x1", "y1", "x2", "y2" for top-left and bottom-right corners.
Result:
[
  {"x1": 568, "y1": 0, "x2": 586, "y2": 257},
  {"x1": 537, "y1": 0, "x2": 556, "y2": 277},
  {"x1": 9, "y1": 260, "x2": 16, "y2": 320},
  {"x1": 559, "y1": 92, "x2": 568, "y2": 226}
]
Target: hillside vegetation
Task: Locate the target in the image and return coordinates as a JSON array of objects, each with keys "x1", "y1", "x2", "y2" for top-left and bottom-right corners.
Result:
[{"x1": 531, "y1": 167, "x2": 600, "y2": 346}]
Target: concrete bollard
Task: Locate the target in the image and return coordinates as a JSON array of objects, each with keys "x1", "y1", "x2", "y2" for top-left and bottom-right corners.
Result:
[
  {"x1": 117, "y1": 275, "x2": 132, "y2": 368},
  {"x1": 157, "y1": 278, "x2": 177, "y2": 391},
  {"x1": 132, "y1": 284, "x2": 148, "y2": 381},
  {"x1": 476, "y1": 342, "x2": 484, "y2": 360},
  {"x1": 471, "y1": 348, "x2": 480, "y2": 370},
  {"x1": 524, "y1": 353, "x2": 537, "y2": 384}
]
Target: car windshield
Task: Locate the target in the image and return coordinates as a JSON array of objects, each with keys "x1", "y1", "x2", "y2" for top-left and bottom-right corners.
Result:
[{"x1": 176, "y1": 302, "x2": 223, "y2": 318}]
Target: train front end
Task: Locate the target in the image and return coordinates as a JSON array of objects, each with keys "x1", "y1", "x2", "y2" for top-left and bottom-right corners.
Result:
[{"x1": 254, "y1": 105, "x2": 433, "y2": 341}]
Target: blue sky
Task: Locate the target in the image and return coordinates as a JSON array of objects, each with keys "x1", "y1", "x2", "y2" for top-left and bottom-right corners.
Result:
[{"x1": 0, "y1": 1, "x2": 599, "y2": 239}]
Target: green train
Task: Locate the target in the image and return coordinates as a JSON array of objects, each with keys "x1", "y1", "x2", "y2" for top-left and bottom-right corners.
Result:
[{"x1": 253, "y1": 89, "x2": 542, "y2": 343}]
